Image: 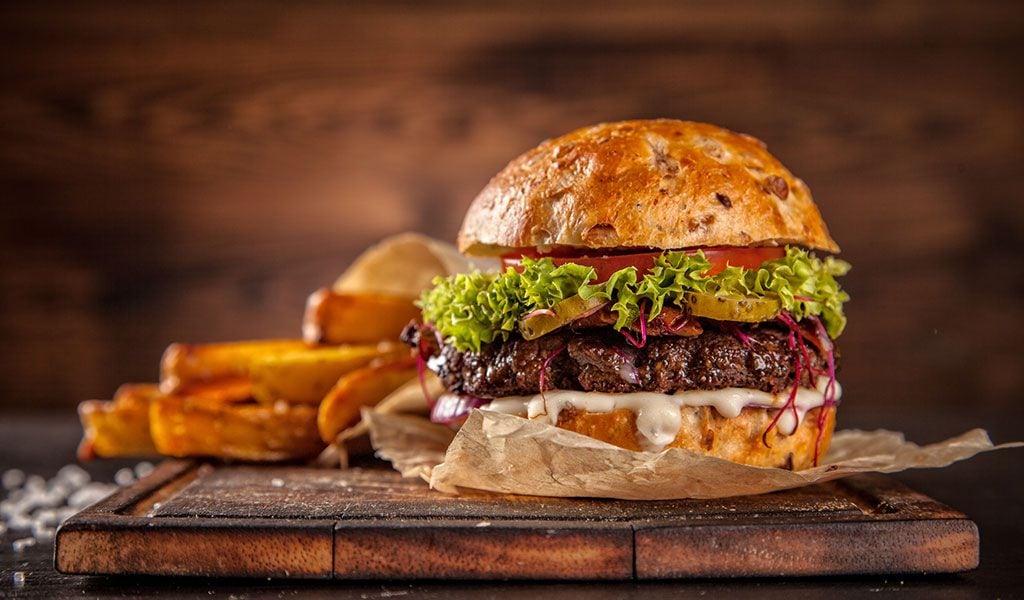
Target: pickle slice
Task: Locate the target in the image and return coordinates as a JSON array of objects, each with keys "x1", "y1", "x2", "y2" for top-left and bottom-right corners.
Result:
[
  {"x1": 519, "y1": 295, "x2": 608, "y2": 340},
  {"x1": 683, "y1": 292, "x2": 781, "y2": 322}
]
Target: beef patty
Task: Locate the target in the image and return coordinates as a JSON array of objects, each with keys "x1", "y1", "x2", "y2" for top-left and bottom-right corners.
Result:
[{"x1": 403, "y1": 322, "x2": 835, "y2": 399}]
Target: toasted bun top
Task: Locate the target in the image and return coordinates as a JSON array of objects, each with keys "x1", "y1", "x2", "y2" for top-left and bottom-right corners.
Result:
[{"x1": 458, "y1": 120, "x2": 839, "y2": 256}]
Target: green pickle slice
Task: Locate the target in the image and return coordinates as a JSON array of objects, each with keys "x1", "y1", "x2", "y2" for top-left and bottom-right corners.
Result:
[
  {"x1": 519, "y1": 295, "x2": 608, "y2": 340},
  {"x1": 683, "y1": 291, "x2": 781, "y2": 322}
]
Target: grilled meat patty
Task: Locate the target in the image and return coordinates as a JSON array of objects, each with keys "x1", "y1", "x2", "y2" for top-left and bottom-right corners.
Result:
[{"x1": 403, "y1": 322, "x2": 835, "y2": 399}]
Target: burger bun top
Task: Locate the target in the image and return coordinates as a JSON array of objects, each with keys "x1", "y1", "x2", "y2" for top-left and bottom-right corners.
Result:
[{"x1": 458, "y1": 119, "x2": 839, "y2": 256}]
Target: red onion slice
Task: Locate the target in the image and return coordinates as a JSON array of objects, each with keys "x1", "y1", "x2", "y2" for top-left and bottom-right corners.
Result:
[{"x1": 430, "y1": 394, "x2": 489, "y2": 425}]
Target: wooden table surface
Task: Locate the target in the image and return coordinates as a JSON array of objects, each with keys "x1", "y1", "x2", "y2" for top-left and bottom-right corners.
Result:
[{"x1": 2, "y1": 414, "x2": 1022, "y2": 598}]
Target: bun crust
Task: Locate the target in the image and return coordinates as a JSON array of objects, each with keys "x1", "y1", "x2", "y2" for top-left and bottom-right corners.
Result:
[
  {"x1": 459, "y1": 120, "x2": 839, "y2": 256},
  {"x1": 553, "y1": 405, "x2": 835, "y2": 470}
]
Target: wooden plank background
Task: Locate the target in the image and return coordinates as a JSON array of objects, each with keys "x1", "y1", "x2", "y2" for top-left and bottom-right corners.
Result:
[{"x1": 0, "y1": 2, "x2": 1021, "y2": 442}]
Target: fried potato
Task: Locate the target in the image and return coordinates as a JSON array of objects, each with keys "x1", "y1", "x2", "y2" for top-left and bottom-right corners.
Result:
[
  {"x1": 149, "y1": 395, "x2": 322, "y2": 462},
  {"x1": 335, "y1": 374, "x2": 437, "y2": 440},
  {"x1": 160, "y1": 339, "x2": 307, "y2": 393},
  {"x1": 77, "y1": 383, "x2": 161, "y2": 460},
  {"x1": 302, "y1": 289, "x2": 420, "y2": 345},
  {"x1": 317, "y1": 356, "x2": 418, "y2": 443},
  {"x1": 323, "y1": 372, "x2": 442, "y2": 467},
  {"x1": 250, "y1": 343, "x2": 410, "y2": 405},
  {"x1": 173, "y1": 377, "x2": 254, "y2": 405}
]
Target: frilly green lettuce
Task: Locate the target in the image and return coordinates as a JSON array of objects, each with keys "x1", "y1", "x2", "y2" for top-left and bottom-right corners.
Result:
[{"x1": 419, "y1": 247, "x2": 850, "y2": 352}]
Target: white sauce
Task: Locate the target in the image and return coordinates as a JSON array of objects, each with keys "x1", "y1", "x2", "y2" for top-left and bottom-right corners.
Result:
[{"x1": 482, "y1": 379, "x2": 841, "y2": 452}]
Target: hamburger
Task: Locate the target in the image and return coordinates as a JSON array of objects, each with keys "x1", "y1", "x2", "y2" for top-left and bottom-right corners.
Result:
[{"x1": 403, "y1": 119, "x2": 849, "y2": 470}]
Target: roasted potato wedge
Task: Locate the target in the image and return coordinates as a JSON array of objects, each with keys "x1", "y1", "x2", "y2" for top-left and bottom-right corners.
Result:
[
  {"x1": 77, "y1": 383, "x2": 161, "y2": 460},
  {"x1": 160, "y1": 339, "x2": 307, "y2": 393},
  {"x1": 250, "y1": 343, "x2": 409, "y2": 405},
  {"x1": 317, "y1": 356, "x2": 418, "y2": 443},
  {"x1": 149, "y1": 395, "x2": 322, "y2": 461},
  {"x1": 302, "y1": 288, "x2": 420, "y2": 345},
  {"x1": 173, "y1": 377, "x2": 254, "y2": 405}
]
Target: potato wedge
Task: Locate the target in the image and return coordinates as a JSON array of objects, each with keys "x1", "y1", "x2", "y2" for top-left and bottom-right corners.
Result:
[
  {"x1": 173, "y1": 377, "x2": 254, "y2": 405},
  {"x1": 302, "y1": 288, "x2": 420, "y2": 345},
  {"x1": 113, "y1": 382, "x2": 164, "y2": 405},
  {"x1": 250, "y1": 343, "x2": 410, "y2": 405},
  {"x1": 160, "y1": 339, "x2": 307, "y2": 393},
  {"x1": 149, "y1": 395, "x2": 322, "y2": 461},
  {"x1": 317, "y1": 356, "x2": 418, "y2": 443},
  {"x1": 78, "y1": 383, "x2": 161, "y2": 460}
]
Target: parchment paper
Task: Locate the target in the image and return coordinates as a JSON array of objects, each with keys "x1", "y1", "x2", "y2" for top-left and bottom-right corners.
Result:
[
  {"x1": 333, "y1": 231, "x2": 496, "y2": 298},
  {"x1": 365, "y1": 409, "x2": 1022, "y2": 500}
]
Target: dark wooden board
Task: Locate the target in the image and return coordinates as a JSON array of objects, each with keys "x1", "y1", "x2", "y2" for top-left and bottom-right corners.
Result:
[{"x1": 54, "y1": 460, "x2": 979, "y2": 580}]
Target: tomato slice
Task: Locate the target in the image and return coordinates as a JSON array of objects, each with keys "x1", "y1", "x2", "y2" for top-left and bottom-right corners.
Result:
[
  {"x1": 699, "y1": 247, "x2": 786, "y2": 276},
  {"x1": 500, "y1": 247, "x2": 785, "y2": 282}
]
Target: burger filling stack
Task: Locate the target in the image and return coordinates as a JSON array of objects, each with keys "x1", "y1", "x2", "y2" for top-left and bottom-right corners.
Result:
[{"x1": 404, "y1": 120, "x2": 850, "y2": 470}]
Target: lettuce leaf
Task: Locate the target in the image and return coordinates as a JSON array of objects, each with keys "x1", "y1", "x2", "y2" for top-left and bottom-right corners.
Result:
[{"x1": 419, "y1": 247, "x2": 850, "y2": 351}]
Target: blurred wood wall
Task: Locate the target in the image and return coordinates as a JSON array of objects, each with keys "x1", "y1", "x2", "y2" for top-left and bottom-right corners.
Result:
[{"x1": 1, "y1": 2, "x2": 1022, "y2": 436}]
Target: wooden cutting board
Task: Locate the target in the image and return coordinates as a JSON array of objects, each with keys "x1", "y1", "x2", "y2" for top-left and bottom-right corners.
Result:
[{"x1": 55, "y1": 460, "x2": 979, "y2": 580}]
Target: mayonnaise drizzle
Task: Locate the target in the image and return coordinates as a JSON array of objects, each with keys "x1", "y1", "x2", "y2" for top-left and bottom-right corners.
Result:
[{"x1": 483, "y1": 379, "x2": 841, "y2": 452}]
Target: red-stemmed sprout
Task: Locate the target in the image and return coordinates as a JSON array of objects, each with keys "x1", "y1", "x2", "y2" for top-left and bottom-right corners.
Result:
[
  {"x1": 610, "y1": 345, "x2": 640, "y2": 385},
  {"x1": 522, "y1": 308, "x2": 556, "y2": 320},
  {"x1": 723, "y1": 322, "x2": 754, "y2": 349},
  {"x1": 762, "y1": 313, "x2": 803, "y2": 449},
  {"x1": 666, "y1": 315, "x2": 694, "y2": 333},
  {"x1": 539, "y1": 345, "x2": 567, "y2": 403},
  {"x1": 620, "y1": 303, "x2": 648, "y2": 348},
  {"x1": 766, "y1": 312, "x2": 838, "y2": 466},
  {"x1": 808, "y1": 314, "x2": 839, "y2": 466},
  {"x1": 415, "y1": 323, "x2": 441, "y2": 408}
]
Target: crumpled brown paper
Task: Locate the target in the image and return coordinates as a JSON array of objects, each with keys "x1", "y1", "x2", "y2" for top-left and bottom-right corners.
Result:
[
  {"x1": 365, "y1": 408, "x2": 1022, "y2": 500},
  {"x1": 332, "y1": 231, "x2": 496, "y2": 298}
]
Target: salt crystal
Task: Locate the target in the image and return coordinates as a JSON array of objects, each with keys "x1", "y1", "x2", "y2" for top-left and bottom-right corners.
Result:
[
  {"x1": 24, "y1": 475, "x2": 46, "y2": 492},
  {"x1": 12, "y1": 537, "x2": 36, "y2": 552},
  {"x1": 31, "y1": 522, "x2": 55, "y2": 542},
  {"x1": 33, "y1": 508, "x2": 58, "y2": 526},
  {"x1": 270, "y1": 478, "x2": 285, "y2": 488},
  {"x1": 68, "y1": 485, "x2": 113, "y2": 509},
  {"x1": 7, "y1": 514, "x2": 33, "y2": 531},
  {"x1": 134, "y1": 462, "x2": 155, "y2": 479},
  {"x1": 13, "y1": 572, "x2": 25, "y2": 587},
  {"x1": 114, "y1": 468, "x2": 135, "y2": 486},
  {"x1": 0, "y1": 499, "x2": 17, "y2": 518},
  {"x1": 2, "y1": 469, "x2": 25, "y2": 490},
  {"x1": 46, "y1": 481, "x2": 72, "y2": 501},
  {"x1": 56, "y1": 464, "x2": 90, "y2": 489}
]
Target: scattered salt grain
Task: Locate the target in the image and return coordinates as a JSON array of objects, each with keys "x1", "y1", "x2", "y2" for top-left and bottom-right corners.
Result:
[
  {"x1": 56, "y1": 464, "x2": 90, "y2": 489},
  {"x1": 68, "y1": 483, "x2": 117, "y2": 509},
  {"x1": 2, "y1": 462, "x2": 146, "y2": 546},
  {"x1": 33, "y1": 508, "x2": 58, "y2": 527},
  {"x1": 24, "y1": 475, "x2": 46, "y2": 492},
  {"x1": 6, "y1": 514, "x2": 33, "y2": 531},
  {"x1": 270, "y1": 478, "x2": 285, "y2": 488},
  {"x1": 2, "y1": 469, "x2": 25, "y2": 490},
  {"x1": 114, "y1": 468, "x2": 136, "y2": 486},
  {"x1": 12, "y1": 537, "x2": 36, "y2": 552},
  {"x1": 13, "y1": 571, "x2": 25, "y2": 587},
  {"x1": 31, "y1": 522, "x2": 55, "y2": 542}
]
